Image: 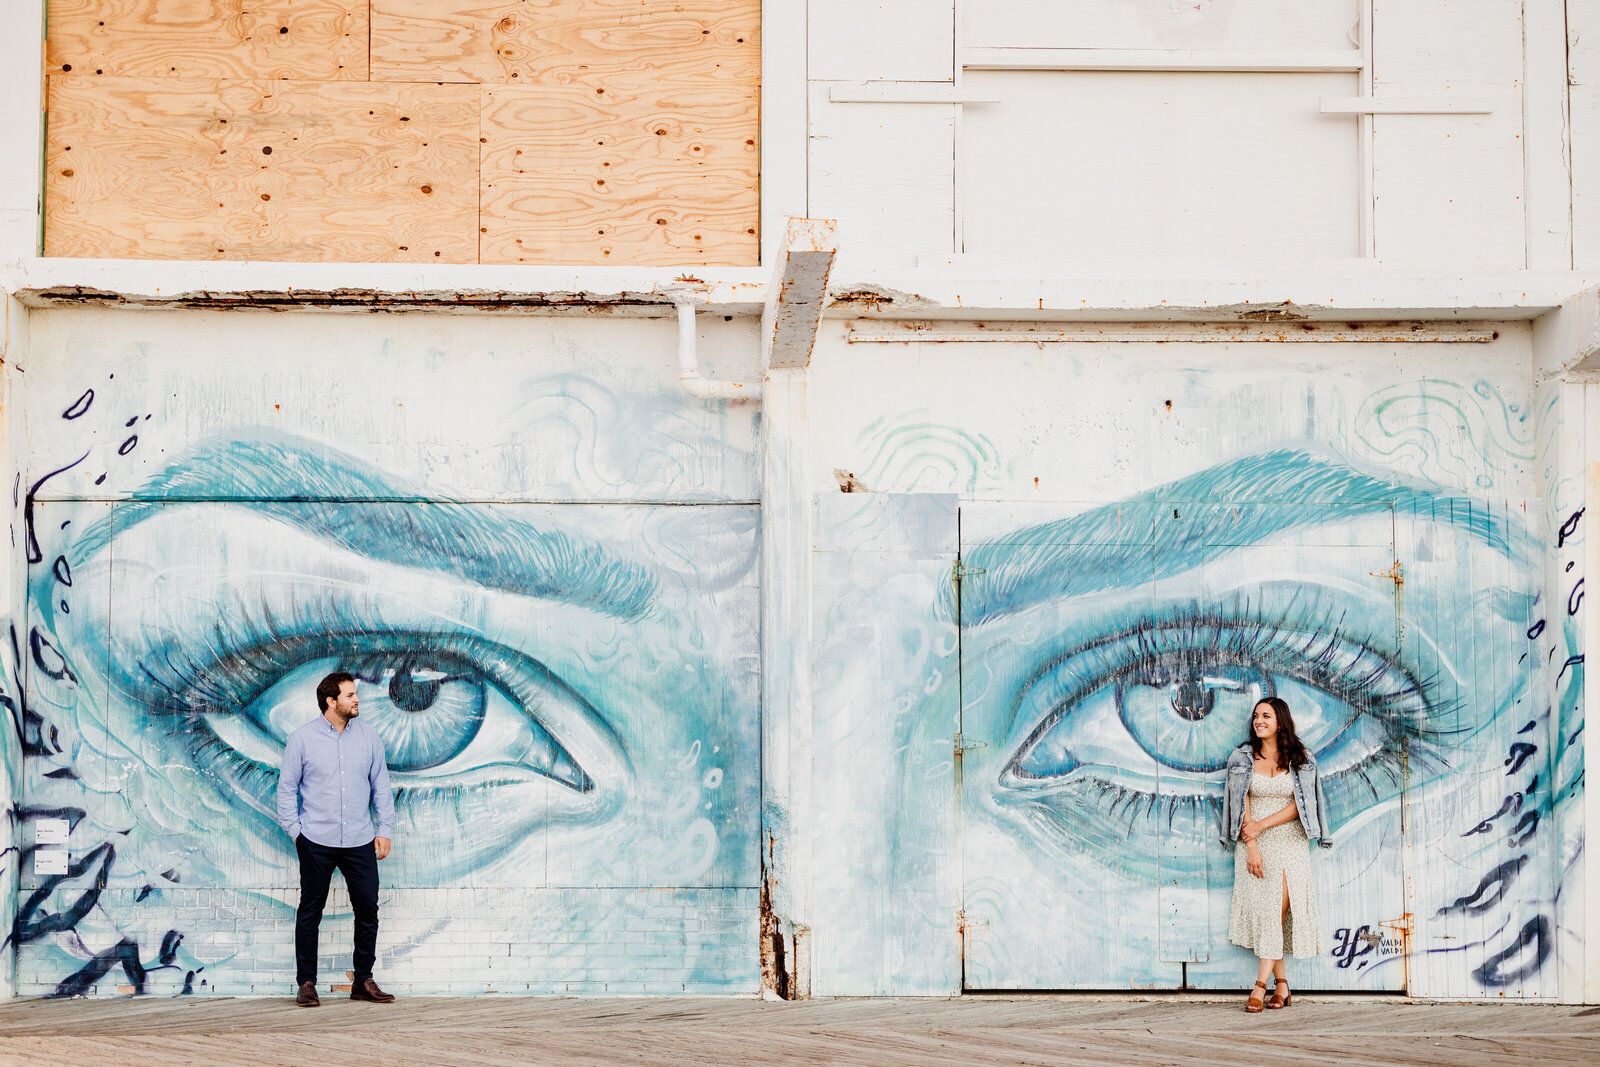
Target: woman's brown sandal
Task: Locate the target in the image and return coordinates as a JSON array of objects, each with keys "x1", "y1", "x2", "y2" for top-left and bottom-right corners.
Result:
[
  {"x1": 1268, "y1": 979, "x2": 1292, "y2": 1009},
  {"x1": 1245, "y1": 980, "x2": 1267, "y2": 1013}
]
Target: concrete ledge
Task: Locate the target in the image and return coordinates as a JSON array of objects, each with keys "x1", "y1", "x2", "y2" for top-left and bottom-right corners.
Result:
[{"x1": 4, "y1": 258, "x2": 1594, "y2": 326}]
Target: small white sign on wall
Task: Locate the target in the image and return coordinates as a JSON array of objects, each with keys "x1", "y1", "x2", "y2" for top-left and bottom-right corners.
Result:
[
  {"x1": 36, "y1": 818, "x2": 69, "y2": 846},
  {"x1": 35, "y1": 849, "x2": 68, "y2": 876}
]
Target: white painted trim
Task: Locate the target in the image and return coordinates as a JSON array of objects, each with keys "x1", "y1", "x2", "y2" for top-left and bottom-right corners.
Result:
[
  {"x1": 759, "y1": 367, "x2": 813, "y2": 995},
  {"x1": 1585, "y1": 382, "x2": 1600, "y2": 1004},
  {"x1": 1358, "y1": 0, "x2": 1375, "y2": 258},
  {"x1": 827, "y1": 84, "x2": 998, "y2": 105},
  {"x1": 761, "y1": 0, "x2": 809, "y2": 267},
  {"x1": 845, "y1": 322, "x2": 1501, "y2": 344},
  {"x1": 1524, "y1": 0, "x2": 1575, "y2": 270},
  {"x1": 8, "y1": 258, "x2": 1592, "y2": 322},
  {"x1": 0, "y1": 0, "x2": 45, "y2": 263},
  {"x1": 3, "y1": 258, "x2": 770, "y2": 311},
  {"x1": 951, "y1": 0, "x2": 967, "y2": 254},
  {"x1": 1321, "y1": 97, "x2": 1495, "y2": 114},
  {"x1": 961, "y1": 47, "x2": 1365, "y2": 73}
]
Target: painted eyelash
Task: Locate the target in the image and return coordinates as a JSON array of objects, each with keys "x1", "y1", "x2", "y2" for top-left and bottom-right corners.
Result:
[
  {"x1": 998, "y1": 594, "x2": 1448, "y2": 840},
  {"x1": 130, "y1": 586, "x2": 509, "y2": 715},
  {"x1": 1012, "y1": 591, "x2": 1447, "y2": 755},
  {"x1": 125, "y1": 586, "x2": 598, "y2": 789}
]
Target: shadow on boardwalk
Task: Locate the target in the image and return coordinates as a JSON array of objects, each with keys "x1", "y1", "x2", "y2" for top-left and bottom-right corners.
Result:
[{"x1": 0, "y1": 995, "x2": 1595, "y2": 1066}]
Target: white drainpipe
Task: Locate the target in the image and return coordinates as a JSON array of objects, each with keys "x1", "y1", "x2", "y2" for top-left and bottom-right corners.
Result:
[{"x1": 671, "y1": 294, "x2": 760, "y2": 401}]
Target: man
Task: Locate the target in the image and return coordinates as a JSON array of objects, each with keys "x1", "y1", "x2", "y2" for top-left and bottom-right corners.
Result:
[{"x1": 276, "y1": 671, "x2": 397, "y2": 1006}]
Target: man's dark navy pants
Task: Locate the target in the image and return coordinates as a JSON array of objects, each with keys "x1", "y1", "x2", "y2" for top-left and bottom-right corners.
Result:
[{"x1": 294, "y1": 834, "x2": 380, "y2": 986}]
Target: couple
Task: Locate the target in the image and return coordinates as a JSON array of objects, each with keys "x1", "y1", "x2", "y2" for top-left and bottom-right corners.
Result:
[
  {"x1": 275, "y1": 672, "x2": 398, "y2": 1008},
  {"x1": 274, "y1": 671, "x2": 1329, "y2": 1012}
]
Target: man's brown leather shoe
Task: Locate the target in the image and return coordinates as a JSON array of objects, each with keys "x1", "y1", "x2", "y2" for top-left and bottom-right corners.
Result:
[
  {"x1": 295, "y1": 981, "x2": 320, "y2": 1007},
  {"x1": 350, "y1": 977, "x2": 396, "y2": 1003}
]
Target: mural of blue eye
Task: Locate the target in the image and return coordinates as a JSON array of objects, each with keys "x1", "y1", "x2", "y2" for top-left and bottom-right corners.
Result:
[
  {"x1": 357, "y1": 655, "x2": 489, "y2": 770},
  {"x1": 1002, "y1": 604, "x2": 1435, "y2": 818},
  {"x1": 134, "y1": 629, "x2": 606, "y2": 816},
  {"x1": 192, "y1": 646, "x2": 594, "y2": 795}
]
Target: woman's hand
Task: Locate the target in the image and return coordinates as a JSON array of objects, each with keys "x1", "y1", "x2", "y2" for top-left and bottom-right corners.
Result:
[
  {"x1": 1241, "y1": 819, "x2": 1260, "y2": 842},
  {"x1": 1247, "y1": 843, "x2": 1264, "y2": 879}
]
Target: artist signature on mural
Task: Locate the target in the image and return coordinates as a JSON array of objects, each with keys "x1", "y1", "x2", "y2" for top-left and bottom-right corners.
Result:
[{"x1": 1330, "y1": 925, "x2": 1403, "y2": 970}]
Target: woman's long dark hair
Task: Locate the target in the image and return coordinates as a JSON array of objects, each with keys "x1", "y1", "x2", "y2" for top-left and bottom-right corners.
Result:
[{"x1": 1248, "y1": 696, "x2": 1310, "y2": 771}]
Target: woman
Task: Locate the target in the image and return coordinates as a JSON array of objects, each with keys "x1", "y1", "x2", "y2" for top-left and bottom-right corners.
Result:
[{"x1": 1223, "y1": 696, "x2": 1333, "y2": 1012}]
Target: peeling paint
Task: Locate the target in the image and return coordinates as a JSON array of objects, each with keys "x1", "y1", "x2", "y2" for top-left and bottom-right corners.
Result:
[
  {"x1": 825, "y1": 285, "x2": 934, "y2": 312},
  {"x1": 19, "y1": 287, "x2": 755, "y2": 317}
]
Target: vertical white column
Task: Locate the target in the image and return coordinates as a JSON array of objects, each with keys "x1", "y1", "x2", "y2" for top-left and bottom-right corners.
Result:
[
  {"x1": 757, "y1": 219, "x2": 835, "y2": 997},
  {"x1": 1524, "y1": 0, "x2": 1574, "y2": 269},
  {"x1": 1584, "y1": 381, "x2": 1600, "y2": 1004},
  {"x1": 0, "y1": 1, "x2": 45, "y2": 262},
  {"x1": 761, "y1": 0, "x2": 809, "y2": 265},
  {"x1": 0, "y1": 294, "x2": 28, "y2": 1000},
  {"x1": 760, "y1": 366, "x2": 813, "y2": 996}
]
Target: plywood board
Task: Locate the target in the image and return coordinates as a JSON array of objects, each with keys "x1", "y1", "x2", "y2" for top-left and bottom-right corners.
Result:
[
  {"x1": 481, "y1": 78, "x2": 758, "y2": 266},
  {"x1": 46, "y1": 0, "x2": 367, "y2": 80},
  {"x1": 45, "y1": 77, "x2": 479, "y2": 262},
  {"x1": 371, "y1": 0, "x2": 758, "y2": 87}
]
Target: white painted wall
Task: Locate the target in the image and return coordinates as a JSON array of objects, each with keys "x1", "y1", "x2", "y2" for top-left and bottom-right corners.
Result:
[
  {"x1": 0, "y1": 0, "x2": 1597, "y2": 1003},
  {"x1": 807, "y1": 0, "x2": 1569, "y2": 270},
  {"x1": 1572, "y1": 0, "x2": 1600, "y2": 271}
]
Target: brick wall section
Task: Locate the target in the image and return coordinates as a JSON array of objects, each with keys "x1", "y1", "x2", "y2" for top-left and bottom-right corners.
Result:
[{"x1": 17, "y1": 888, "x2": 759, "y2": 997}]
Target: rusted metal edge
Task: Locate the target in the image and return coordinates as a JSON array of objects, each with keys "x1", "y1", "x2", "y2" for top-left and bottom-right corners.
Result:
[
  {"x1": 849, "y1": 321, "x2": 1501, "y2": 343},
  {"x1": 14, "y1": 285, "x2": 768, "y2": 316}
]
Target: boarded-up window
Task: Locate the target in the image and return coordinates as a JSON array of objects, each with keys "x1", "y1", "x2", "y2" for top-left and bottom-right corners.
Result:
[{"x1": 43, "y1": 1, "x2": 760, "y2": 266}]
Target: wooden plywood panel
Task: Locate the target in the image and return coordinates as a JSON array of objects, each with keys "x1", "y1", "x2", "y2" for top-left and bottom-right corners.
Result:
[
  {"x1": 46, "y1": 0, "x2": 367, "y2": 80},
  {"x1": 1370, "y1": 0, "x2": 1525, "y2": 268},
  {"x1": 371, "y1": 0, "x2": 758, "y2": 86},
  {"x1": 45, "y1": 77, "x2": 479, "y2": 262},
  {"x1": 481, "y1": 79, "x2": 758, "y2": 266}
]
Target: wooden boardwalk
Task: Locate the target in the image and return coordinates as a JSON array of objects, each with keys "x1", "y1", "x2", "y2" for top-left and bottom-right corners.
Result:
[{"x1": 0, "y1": 994, "x2": 1595, "y2": 1066}]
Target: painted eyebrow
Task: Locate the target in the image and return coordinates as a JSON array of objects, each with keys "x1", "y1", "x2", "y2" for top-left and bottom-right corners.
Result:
[
  {"x1": 70, "y1": 433, "x2": 658, "y2": 620},
  {"x1": 956, "y1": 448, "x2": 1532, "y2": 626}
]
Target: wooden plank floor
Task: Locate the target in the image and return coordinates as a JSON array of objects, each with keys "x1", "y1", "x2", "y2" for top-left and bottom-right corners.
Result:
[{"x1": 0, "y1": 995, "x2": 1594, "y2": 1066}]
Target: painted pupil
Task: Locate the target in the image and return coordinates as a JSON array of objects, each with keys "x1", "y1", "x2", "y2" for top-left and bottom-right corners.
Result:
[
  {"x1": 1170, "y1": 677, "x2": 1214, "y2": 721},
  {"x1": 390, "y1": 666, "x2": 442, "y2": 713}
]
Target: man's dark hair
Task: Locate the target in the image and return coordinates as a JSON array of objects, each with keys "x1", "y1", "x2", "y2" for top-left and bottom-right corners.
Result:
[{"x1": 317, "y1": 671, "x2": 356, "y2": 713}]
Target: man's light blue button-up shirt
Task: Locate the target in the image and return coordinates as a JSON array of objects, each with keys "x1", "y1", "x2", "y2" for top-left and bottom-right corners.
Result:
[{"x1": 276, "y1": 716, "x2": 395, "y2": 848}]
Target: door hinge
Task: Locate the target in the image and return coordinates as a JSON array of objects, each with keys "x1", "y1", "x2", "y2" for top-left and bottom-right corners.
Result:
[
  {"x1": 952, "y1": 560, "x2": 985, "y2": 583},
  {"x1": 955, "y1": 735, "x2": 986, "y2": 755},
  {"x1": 1371, "y1": 560, "x2": 1404, "y2": 587}
]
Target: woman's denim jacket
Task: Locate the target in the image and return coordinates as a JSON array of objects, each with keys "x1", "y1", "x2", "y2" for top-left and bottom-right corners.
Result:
[{"x1": 1221, "y1": 743, "x2": 1333, "y2": 849}]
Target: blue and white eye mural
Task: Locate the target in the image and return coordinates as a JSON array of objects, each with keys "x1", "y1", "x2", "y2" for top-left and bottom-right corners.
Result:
[
  {"x1": 845, "y1": 379, "x2": 1579, "y2": 996},
  {"x1": 0, "y1": 341, "x2": 1583, "y2": 1000},
  {"x1": 7, "y1": 376, "x2": 761, "y2": 996}
]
